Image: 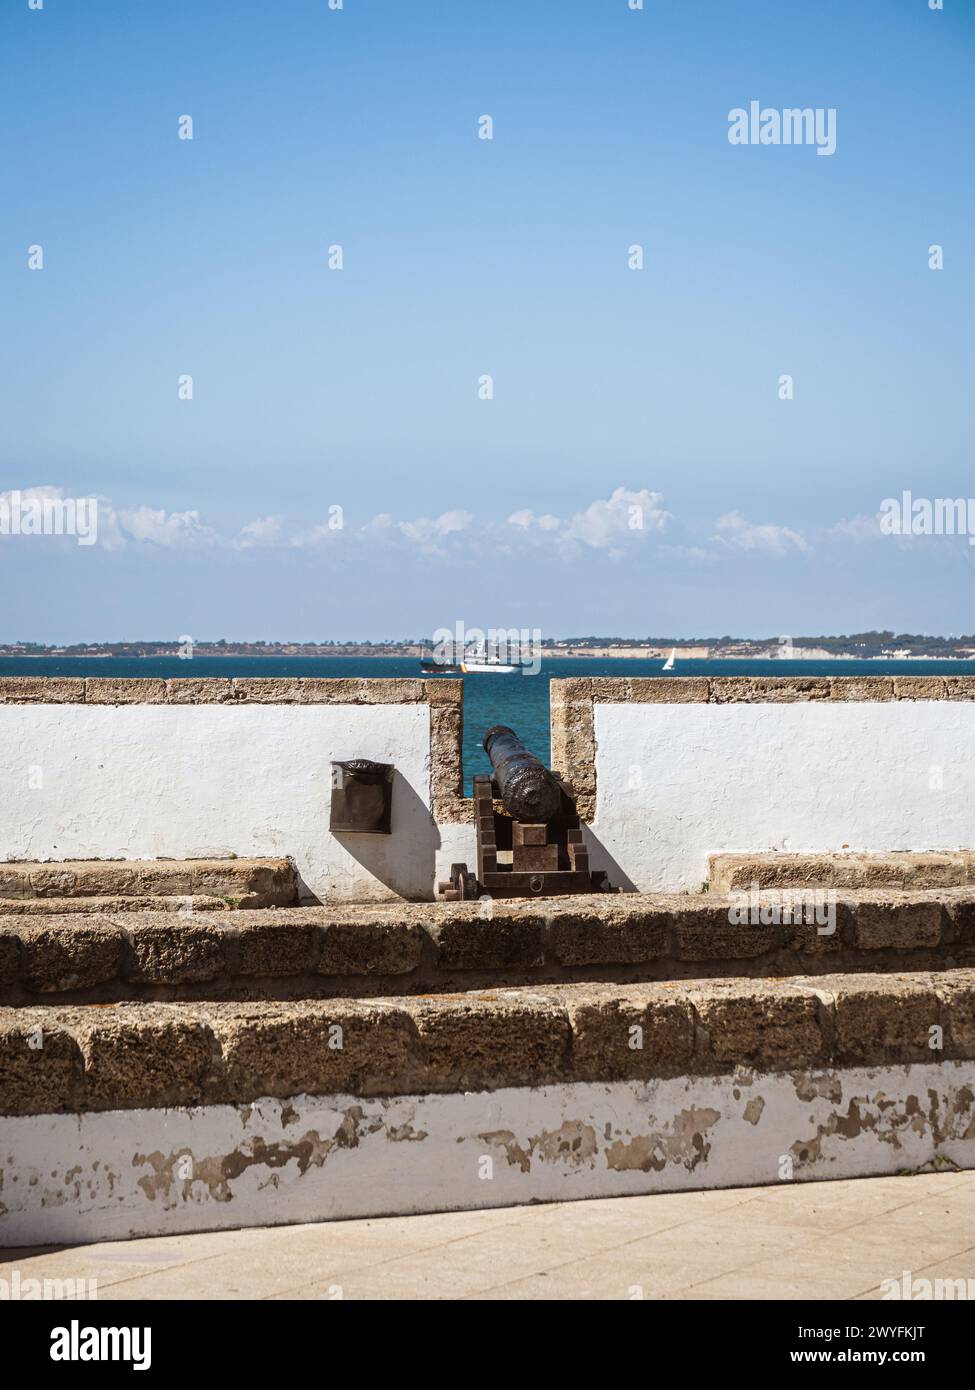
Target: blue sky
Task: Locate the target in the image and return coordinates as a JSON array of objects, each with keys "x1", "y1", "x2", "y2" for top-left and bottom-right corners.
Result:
[{"x1": 2, "y1": 0, "x2": 973, "y2": 641}]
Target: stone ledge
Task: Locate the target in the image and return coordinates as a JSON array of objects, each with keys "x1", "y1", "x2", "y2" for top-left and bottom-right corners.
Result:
[
  {"x1": 1, "y1": 968, "x2": 972, "y2": 1114},
  {"x1": 709, "y1": 850, "x2": 975, "y2": 893},
  {"x1": 0, "y1": 677, "x2": 461, "y2": 705},
  {"x1": 0, "y1": 857, "x2": 297, "y2": 907},
  {"x1": 552, "y1": 674, "x2": 975, "y2": 709},
  {"x1": 1, "y1": 890, "x2": 974, "y2": 1003},
  {"x1": 0, "y1": 894, "x2": 234, "y2": 915}
]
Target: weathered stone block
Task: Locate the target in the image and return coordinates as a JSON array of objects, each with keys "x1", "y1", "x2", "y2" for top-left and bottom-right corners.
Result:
[
  {"x1": 430, "y1": 703, "x2": 469, "y2": 822},
  {"x1": 623, "y1": 677, "x2": 711, "y2": 703},
  {"x1": 0, "y1": 677, "x2": 85, "y2": 703},
  {"x1": 0, "y1": 857, "x2": 296, "y2": 905},
  {"x1": 318, "y1": 919, "x2": 423, "y2": 976},
  {"x1": 709, "y1": 677, "x2": 830, "y2": 703},
  {"x1": 0, "y1": 895, "x2": 229, "y2": 916},
  {"x1": 413, "y1": 995, "x2": 569, "y2": 1091},
  {"x1": 782, "y1": 914, "x2": 847, "y2": 954},
  {"x1": 84, "y1": 679, "x2": 167, "y2": 703},
  {"x1": 899, "y1": 856, "x2": 967, "y2": 889},
  {"x1": 944, "y1": 893, "x2": 975, "y2": 944},
  {"x1": 190, "y1": 859, "x2": 297, "y2": 908},
  {"x1": 892, "y1": 676, "x2": 946, "y2": 700},
  {"x1": 71, "y1": 1006, "x2": 218, "y2": 1109},
  {"x1": 548, "y1": 909, "x2": 671, "y2": 966},
  {"x1": 432, "y1": 914, "x2": 544, "y2": 972},
  {"x1": 829, "y1": 677, "x2": 894, "y2": 701},
  {"x1": 20, "y1": 924, "x2": 125, "y2": 993},
  {"x1": 708, "y1": 854, "x2": 845, "y2": 892},
  {"x1": 296, "y1": 678, "x2": 424, "y2": 704},
  {"x1": 423, "y1": 679, "x2": 463, "y2": 706},
  {"x1": 691, "y1": 983, "x2": 825, "y2": 1068},
  {"x1": 0, "y1": 930, "x2": 20, "y2": 986},
  {"x1": 549, "y1": 680, "x2": 594, "y2": 802},
  {"x1": 0, "y1": 1011, "x2": 83, "y2": 1114},
  {"x1": 567, "y1": 986, "x2": 695, "y2": 1080},
  {"x1": 124, "y1": 922, "x2": 225, "y2": 984},
  {"x1": 851, "y1": 856, "x2": 906, "y2": 889},
  {"x1": 933, "y1": 973, "x2": 975, "y2": 1056},
  {"x1": 832, "y1": 977, "x2": 939, "y2": 1064},
  {"x1": 165, "y1": 679, "x2": 236, "y2": 703},
  {"x1": 675, "y1": 919, "x2": 781, "y2": 961},
  {"x1": 231, "y1": 678, "x2": 304, "y2": 703},
  {"x1": 234, "y1": 921, "x2": 320, "y2": 977},
  {"x1": 26, "y1": 863, "x2": 154, "y2": 898},
  {"x1": 852, "y1": 899, "x2": 942, "y2": 950},
  {"x1": 0, "y1": 865, "x2": 31, "y2": 899},
  {"x1": 214, "y1": 1001, "x2": 417, "y2": 1100}
]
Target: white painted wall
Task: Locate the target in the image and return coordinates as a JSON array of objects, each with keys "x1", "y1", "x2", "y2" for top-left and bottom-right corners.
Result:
[
  {"x1": 2, "y1": 1062, "x2": 973, "y2": 1245},
  {"x1": 592, "y1": 700, "x2": 975, "y2": 892},
  {"x1": 0, "y1": 703, "x2": 437, "y2": 901}
]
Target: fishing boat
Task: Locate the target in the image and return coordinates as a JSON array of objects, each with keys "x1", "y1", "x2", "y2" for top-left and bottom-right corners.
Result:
[{"x1": 662, "y1": 648, "x2": 676, "y2": 670}]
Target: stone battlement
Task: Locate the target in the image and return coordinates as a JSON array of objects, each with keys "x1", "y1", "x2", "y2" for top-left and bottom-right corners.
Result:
[
  {"x1": 1, "y1": 673, "x2": 975, "y2": 900},
  {"x1": 3, "y1": 675, "x2": 975, "y2": 1246}
]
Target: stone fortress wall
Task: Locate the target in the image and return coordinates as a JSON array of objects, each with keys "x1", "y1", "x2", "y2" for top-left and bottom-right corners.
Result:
[
  {"x1": 3, "y1": 675, "x2": 975, "y2": 901},
  {"x1": 3, "y1": 675, "x2": 975, "y2": 1244}
]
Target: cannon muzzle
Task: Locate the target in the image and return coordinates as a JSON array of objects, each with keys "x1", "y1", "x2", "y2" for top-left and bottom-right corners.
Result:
[{"x1": 482, "y1": 724, "x2": 562, "y2": 823}]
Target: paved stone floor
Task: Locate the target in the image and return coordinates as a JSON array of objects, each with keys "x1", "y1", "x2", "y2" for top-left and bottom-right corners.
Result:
[{"x1": 4, "y1": 1170, "x2": 975, "y2": 1300}]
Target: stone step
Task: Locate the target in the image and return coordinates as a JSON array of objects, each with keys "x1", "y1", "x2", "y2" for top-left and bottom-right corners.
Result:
[
  {"x1": 2, "y1": 889, "x2": 973, "y2": 1004},
  {"x1": 0, "y1": 895, "x2": 235, "y2": 915},
  {"x1": 4, "y1": 969, "x2": 973, "y2": 1244},
  {"x1": 3, "y1": 968, "x2": 973, "y2": 1116},
  {"x1": 708, "y1": 850, "x2": 975, "y2": 893},
  {"x1": 0, "y1": 857, "x2": 298, "y2": 908}
]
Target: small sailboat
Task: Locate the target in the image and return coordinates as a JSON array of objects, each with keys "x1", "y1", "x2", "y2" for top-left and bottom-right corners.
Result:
[{"x1": 662, "y1": 648, "x2": 676, "y2": 671}]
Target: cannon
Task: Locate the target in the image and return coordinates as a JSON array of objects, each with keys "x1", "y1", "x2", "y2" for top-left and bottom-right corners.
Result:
[{"x1": 438, "y1": 724, "x2": 612, "y2": 900}]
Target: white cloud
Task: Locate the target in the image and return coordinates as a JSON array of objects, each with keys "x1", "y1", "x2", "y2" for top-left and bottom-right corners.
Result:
[
  {"x1": 235, "y1": 516, "x2": 284, "y2": 549},
  {"x1": 714, "y1": 510, "x2": 809, "y2": 555},
  {"x1": 505, "y1": 487, "x2": 669, "y2": 556},
  {"x1": 829, "y1": 513, "x2": 884, "y2": 542},
  {"x1": 397, "y1": 509, "x2": 473, "y2": 545},
  {"x1": 508, "y1": 509, "x2": 560, "y2": 531},
  {"x1": 117, "y1": 506, "x2": 218, "y2": 547},
  {"x1": 2, "y1": 485, "x2": 827, "y2": 572},
  {"x1": 563, "y1": 487, "x2": 669, "y2": 549},
  {"x1": 292, "y1": 508, "x2": 473, "y2": 553}
]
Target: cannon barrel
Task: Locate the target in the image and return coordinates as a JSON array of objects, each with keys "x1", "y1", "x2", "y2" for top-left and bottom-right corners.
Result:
[{"x1": 482, "y1": 724, "x2": 562, "y2": 823}]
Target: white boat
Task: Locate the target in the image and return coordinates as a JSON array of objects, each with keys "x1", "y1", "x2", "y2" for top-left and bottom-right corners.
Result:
[
  {"x1": 662, "y1": 648, "x2": 676, "y2": 671},
  {"x1": 460, "y1": 659, "x2": 518, "y2": 674},
  {"x1": 460, "y1": 643, "x2": 520, "y2": 673}
]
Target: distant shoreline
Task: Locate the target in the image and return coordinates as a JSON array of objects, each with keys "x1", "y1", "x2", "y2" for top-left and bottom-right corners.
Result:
[{"x1": 1, "y1": 652, "x2": 968, "y2": 663}]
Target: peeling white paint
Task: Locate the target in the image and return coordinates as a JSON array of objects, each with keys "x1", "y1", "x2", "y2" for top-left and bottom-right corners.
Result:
[
  {"x1": 3, "y1": 1062, "x2": 973, "y2": 1245},
  {"x1": 0, "y1": 703, "x2": 435, "y2": 901},
  {"x1": 592, "y1": 701, "x2": 975, "y2": 891}
]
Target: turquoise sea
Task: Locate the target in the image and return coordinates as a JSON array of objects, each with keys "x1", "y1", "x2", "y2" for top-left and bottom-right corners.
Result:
[{"x1": 3, "y1": 655, "x2": 973, "y2": 791}]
